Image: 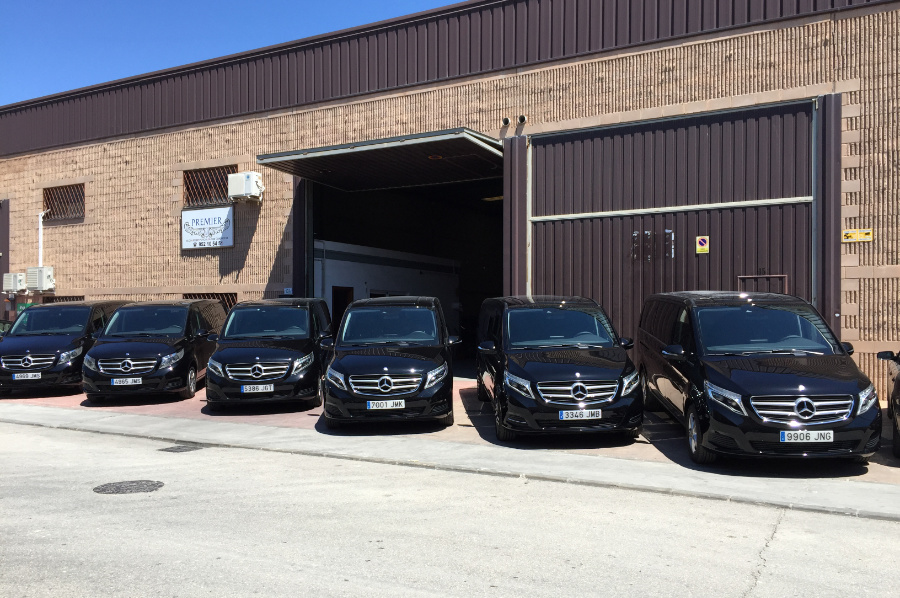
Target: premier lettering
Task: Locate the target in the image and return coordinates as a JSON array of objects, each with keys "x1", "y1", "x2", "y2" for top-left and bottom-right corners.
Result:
[{"x1": 190, "y1": 216, "x2": 223, "y2": 227}]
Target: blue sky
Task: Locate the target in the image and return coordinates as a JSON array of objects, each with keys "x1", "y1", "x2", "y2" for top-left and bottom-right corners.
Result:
[{"x1": 0, "y1": 0, "x2": 452, "y2": 107}]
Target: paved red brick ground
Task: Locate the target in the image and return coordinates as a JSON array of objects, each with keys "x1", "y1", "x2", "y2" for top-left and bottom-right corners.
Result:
[{"x1": 3, "y1": 377, "x2": 899, "y2": 485}]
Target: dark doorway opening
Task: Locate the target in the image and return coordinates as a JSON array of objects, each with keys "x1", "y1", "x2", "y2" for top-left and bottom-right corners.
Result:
[{"x1": 331, "y1": 286, "x2": 354, "y2": 329}]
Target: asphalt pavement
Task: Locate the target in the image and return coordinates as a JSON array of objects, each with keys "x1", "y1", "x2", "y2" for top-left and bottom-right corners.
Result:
[{"x1": 2, "y1": 423, "x2": 897, "y2": 597}]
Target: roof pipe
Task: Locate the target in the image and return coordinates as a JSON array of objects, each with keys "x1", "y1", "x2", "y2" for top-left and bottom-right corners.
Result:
[{"x1": 38, "y1": 209, "x2": 50, "y2": 267}]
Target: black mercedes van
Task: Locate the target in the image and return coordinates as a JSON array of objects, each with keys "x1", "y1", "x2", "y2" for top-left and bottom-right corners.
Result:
[
  {"x1": 320, "y1": 296, "x2": 457, "y2": 428},
  {"x1": 82, "y1": 299, "x2": 226, "y2": 401},
  {"x1": 637, "y1": 291, "x2": 881, "y2": 463},
  {"x1": 204, "y1": 298, "x2": 332, "y2": 410},
  {"x1": 476, "y1": 296, "x2": 642, "y2": 441},
  {"x1": 0, "y1": 301, "x2": 126, "y2": 393}
]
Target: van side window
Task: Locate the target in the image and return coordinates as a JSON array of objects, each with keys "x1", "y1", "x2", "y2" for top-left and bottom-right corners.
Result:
[
  {"x1": 91, "y1": 309, "x2": 105, "y2": 332},
  {"x1": 672, "y1": 308, "x2": 695, "y2": 351},
  {"x1": 189, "y1": 309, "x2": 202, "y2": 334}
]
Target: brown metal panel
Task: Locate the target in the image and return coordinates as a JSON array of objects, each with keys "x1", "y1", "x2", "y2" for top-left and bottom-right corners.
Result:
[
  {"x1": 503, "y1": 135, "x2": 529, "y2": 295},
  {"x1": 817, "y1": 94, "x2": 842, "y2": 332}
]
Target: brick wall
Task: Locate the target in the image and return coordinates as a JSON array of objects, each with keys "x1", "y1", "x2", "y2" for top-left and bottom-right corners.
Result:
[{"x1": 0, "y1": 4, "x2": 898, "y2": 393}]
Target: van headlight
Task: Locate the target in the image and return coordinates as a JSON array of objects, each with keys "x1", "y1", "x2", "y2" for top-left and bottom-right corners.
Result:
[
  {"x1": 159, "y1": 349, "x2": 185, "y2": 369},
  {"x1": 59, "y1": 346, "x2": 83, "y2": 364},
  {"x1": 424, "y1": 363, "x2": 447, "y2": 389},
  {"x1": 83, "y1": 354, "x2": 99, "y2": 372},
  {"x1": 857, "y1": 384, "x2": 878, "y2": 415},
  {"x1": 705, "y1": 381, "x2": 747, "y2": 415},
  {"x1": 504, "y1": 371, "x2": 534, "y2": 399},
  {"x1": 292, "y1": 352, "x2": 314, "y2": 375},
  {"x1": 326, "y1": 367, "x2": 347, "y2": 390},
  {"x1": 207, "y1": 358, "x2": 224, "y2": 377},
  {"x1": 620, "y1": 369, "x2": 639, "y2": 395}
]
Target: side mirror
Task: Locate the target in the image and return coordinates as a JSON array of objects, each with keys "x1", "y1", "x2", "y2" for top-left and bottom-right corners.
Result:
[
  {"x1": 619, "y1": 337, "x2": 634, "y2": 350},
  {"x1": 208, "y1": 333, "x2": 218, "y2": 343},
  {"x1": 320, "y1": 337, "x2": 334, "y2": 349},
  {"x1": 196, "y1": 328, "x2": 210, "y2": 338},
  {"x1": 841, "y1": 342, "x2": 855, "y2": 356},
  {"x1": 448, "y1": 336, "x2": 461, "y2": 346},
  {"x1": 318, "y1": 330, "x2": 332, "y2": 340},
  {"x1": 478, "y1": 340, "x2": 496, "y2": 354},
  {"x1": 877, "y1": 350, "x2": 895, "y2": 361},
  {"x1": 661, "y1": 344, "x2": 687, "y2": 362}
]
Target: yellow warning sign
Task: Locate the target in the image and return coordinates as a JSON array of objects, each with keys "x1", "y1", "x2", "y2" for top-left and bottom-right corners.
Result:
[
  {"x1": 696, "y1": 236, "x2": 710, "y2": 254},
  {"x1": 843, "y1": 229, "x2": 873, "y2": 243}
]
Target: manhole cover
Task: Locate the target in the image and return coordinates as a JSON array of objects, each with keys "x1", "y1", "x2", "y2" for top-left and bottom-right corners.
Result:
[
  {"x1": 158, "y1": 445, "x2": 203, "y2": 453},
  {"x1": 93, "y1": 480, "x2": 164, "y2": 495}
]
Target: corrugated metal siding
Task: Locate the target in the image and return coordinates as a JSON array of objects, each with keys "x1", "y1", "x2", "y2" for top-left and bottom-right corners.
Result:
[
  {"x1": 503, "y1": 135, "x2": 529, "y2": 295},
  {"x1": 0, "y1": 0, "x2": 887, "y2": 157},
  {"x1": 532, "y1": 103, "x2": 814, "y2": 217},
  {"x1": 532, "y1": 203, "x2": 814, "y2": 340}
]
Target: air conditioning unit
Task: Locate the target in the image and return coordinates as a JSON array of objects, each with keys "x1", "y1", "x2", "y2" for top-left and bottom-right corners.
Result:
[
  {"x1": 26, "y1": 266, "x2": 55, "y2": 292},
  {"x1": 228, "y1": 171, "x2": 265, "y2": 202},
  {"x1": 2, "y1": 273, "x2": 26, "y2": 293}
]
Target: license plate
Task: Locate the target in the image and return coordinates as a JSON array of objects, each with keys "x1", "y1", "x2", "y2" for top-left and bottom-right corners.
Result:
[
  {"x1": 12, "y1": 372, "x2": 41, "y2": 380},
  {"x1": 367, "y1": 399, "x2": 405, "y2": 410},
  {"x1": 780, "y1": 430, "x2": 833, "y2": 443},
  {"x1": 559, "y1": 409, "x2": 602, "y2": 420},
  {"x1": 111, "y1": 378, "x2": 142, "y2": 386},
  {"x1": 241, "y1": 384, "x2": 274, "y2": 393}
]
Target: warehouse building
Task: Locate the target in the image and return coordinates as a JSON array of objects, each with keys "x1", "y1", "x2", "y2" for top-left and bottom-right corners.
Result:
[{"x1": 0, "y1": 0, "x2": 898, "y2": 389}]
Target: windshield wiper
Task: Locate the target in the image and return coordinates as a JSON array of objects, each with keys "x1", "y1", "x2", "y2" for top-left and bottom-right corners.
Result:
[{"x1": 16, "y1": 332, "x2": 68, "y2": 336}]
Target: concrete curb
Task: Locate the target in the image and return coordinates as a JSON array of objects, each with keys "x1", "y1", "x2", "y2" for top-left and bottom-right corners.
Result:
[{"x1": 3, "y1": 402, "x2": 900, "y2": 522}]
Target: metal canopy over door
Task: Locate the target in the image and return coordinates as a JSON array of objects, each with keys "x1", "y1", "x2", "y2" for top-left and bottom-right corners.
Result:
[{"x1": 522, "y1": 100, "x2": 841, "y2": 340}]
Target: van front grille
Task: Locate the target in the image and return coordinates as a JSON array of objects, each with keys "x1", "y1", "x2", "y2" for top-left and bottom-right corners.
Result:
[
  {"x1": 225, "y1": 362, "x2": 290, "y2": 381},
  {"x1": 1, "y1": 354, "x2": 57, "y2": 370},
  {"x1": 749, "y1": 395, "x2": 854, "y2": 425},
  {"x1": 98, "y1": 358, "x2": 158, "y2": 375},
  {"x1": 536, "y1": 380, "x2": 618, "y2": 405},
  {"x1": 349, "y1": 374, "x2": 422, "y2": 396}
]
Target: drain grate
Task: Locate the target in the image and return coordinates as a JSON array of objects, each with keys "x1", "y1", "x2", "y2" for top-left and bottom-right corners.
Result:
[
  {"x1": 93, "y1": 480, "x2": 164, "y2": 495},
  {"x1": 158, "y1": 445, "x2": 203, "y2": 453}
]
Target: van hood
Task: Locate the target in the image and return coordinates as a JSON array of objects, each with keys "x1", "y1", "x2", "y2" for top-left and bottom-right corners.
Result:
[
  {"x1": 0, "y1": 334, "x2": 84, "y2": 355},
  {"x1": 89, "y1": 337, "x2": 184, "y2": 359},
  {"x1": 213, "y1": 337, "x2": 315, "y2": 362},
  {"x1": 702, "y1": 354, "x2": 869, "y2": 397},
  {"x1": 330, "y1": 344, "x2": 444, "y2": 376},
  {"x1": 507, "y1": 347, "x2": 629, "y2": 382}
]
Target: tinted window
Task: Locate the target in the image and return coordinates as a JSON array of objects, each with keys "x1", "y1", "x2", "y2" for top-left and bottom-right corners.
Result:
[
  {"x1": 103, "y1": 307, "x2": 189, "y2": 337},
  {"x1": 340, "y1": 307, "x2": 438, "y2": 345},
  {"x1": 90, "y1": 309, "x2": 105, "y2": 332},
  {"x1": 222, "y1": 306, "x2": 310, "y2": 339},
  {"x1": 9, "y1": 306, "x2": 91, "y2": 336},
  {"x1": 505, "y1": 307, "x2": 616, "y2": 348},
  {"x1": 672, "y1": 308, "x2": 695, "y2": 351},
  {"x1": 695, "y1": 304, "x2": 839, "y2": 355}
]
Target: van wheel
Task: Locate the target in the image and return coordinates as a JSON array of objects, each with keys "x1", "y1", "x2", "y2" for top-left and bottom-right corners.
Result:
[
  {"x1": 442, "y1": 408, "x2": 455, "y2": 427},
  {"x1": 476, "y1": 379, "x2": 490, "y2": 402},
  {"x1": 87, "y1": 393, "x2": 105, "y2": 404},
  {"x1": 686, "y1": 404, "x2": 717, "y2": 464},
  {"x1": 180, "y1": 367, "x2": 197, "y2": 399},
  {"x1": 892, "y1": 416, "x2": 900, "y2": 458},
  {"x1": 494, "y1": 401, "x2": 516, "y2": 442},
  {"x1": 323, "y1": 416, "x2": 343, "y2": 430},
  {"x1": 641, "y1": 369, "x2": 659, "y2": 411}
]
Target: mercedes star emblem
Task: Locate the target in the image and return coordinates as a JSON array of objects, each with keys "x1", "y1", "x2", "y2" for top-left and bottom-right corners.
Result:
[
  {"x1": 795, "y1": 397, "x2": 816, "y2": 420},
  {"x1": 121, "y1": 360, "x2": 133, "y2": 372},
  {"x1": 21, "y1": 356, "x2": 32, "y2": 367},
  {"x1": 251, "y1": 365, "x2": 265, "y2": 379},
  {"x1": 378, "y1": 376, "x2": 394, "y2": 393},
  {"x1": 571, "y1": 382, "x2": 588, "y2": 400}
]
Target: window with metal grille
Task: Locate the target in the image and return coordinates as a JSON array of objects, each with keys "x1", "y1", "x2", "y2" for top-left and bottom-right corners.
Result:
[
  {"x1": 183, "y1": 165, "x2": 237, "y2": 207},
  {"x1": 43, "y1": 296, "x2": 85, "y2": 303},
  {"x1": 183, "y1": 293, "x2": 238, "y2": 310},
  {"x1": 43, "y1": 184, "x2": 85, "y2": 221}
]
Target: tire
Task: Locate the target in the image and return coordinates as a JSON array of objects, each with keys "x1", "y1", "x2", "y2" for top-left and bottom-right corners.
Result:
[
  {"x1": 851, "y1": 454, "x2": 870, "y2": 464},
  {"x1": 179, "y1": 367, "x2": 197, "y2": 399},
  {"x1": 442, "y1": 408, "x2": 455, "y2": 427},
  {"x1": 86, "y1": 393, "x2": 105, "y2": 404},
  {"x1": 205, "y1": 400, "x2": 220, "y2": 413},
  {"x1": 493, "y1": 400, "x2": 517, "y2": 442},
  {"x1": 476, "y1": 379, "x2": 490, "y2": 402},
  {"x1": 892, "y1": 415, "x2": 900, "y2": 459},
  {"x1": 686, "y1": 403, "x2": 717, "y2": 464},
  {"x1": 625, "y1": 425, "x2": 643, "y2": 440},
  {"x1": 323, "y1": 416, "x2": 343, "y2": 430},
  {"x1": 641, "y1": 369, "x2": 660, "y2": 412}
]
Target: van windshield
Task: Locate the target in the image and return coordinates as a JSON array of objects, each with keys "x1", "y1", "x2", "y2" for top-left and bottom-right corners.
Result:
[
  {"x1": 8, "y1": 306, "x2": 91, "y2": 336},
  {"x1": 340, "y1": 307, "x2": 439, "y2": 346},
  {"x1": 103, "y1": 307, "x2": 189, "y2": 338},
  {"x1": 222, "y1": 306, "x2": 310, "y2": 339},
  {"x1": 695, "y1": 304, "x2": 839, "y2": 355},
  {"x1": 506, "y1": 307, "x2": 616, "y2": 349}
]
